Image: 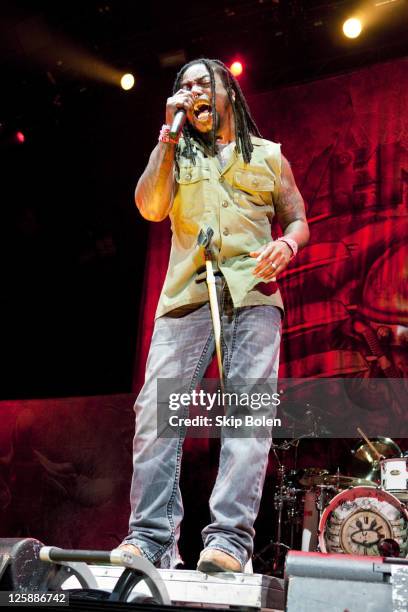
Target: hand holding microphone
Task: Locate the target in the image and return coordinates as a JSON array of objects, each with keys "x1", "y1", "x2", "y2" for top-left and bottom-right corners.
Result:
[
  {"x1": 170, "y1": 109, "x2": 186, "y2": 140},
  {"x1": 166, "y1": 89, "x2": 195, "y2": 140}
]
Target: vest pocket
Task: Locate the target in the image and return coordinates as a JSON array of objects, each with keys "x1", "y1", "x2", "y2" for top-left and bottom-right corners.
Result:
[
  {"x1": 233, "y1": 170, "x2": 275, "y2": 194},
  {"x1": 173, "y1": 164, "x2": 210, "y2": 220},
  {"x1": 176, "y1": 165, "x2": 209, "y2": 184}
]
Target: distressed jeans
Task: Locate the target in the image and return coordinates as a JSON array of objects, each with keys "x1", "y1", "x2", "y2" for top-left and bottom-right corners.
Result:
[{"x1": 122, "y1": 278, "x2": 282, "y2": 569}]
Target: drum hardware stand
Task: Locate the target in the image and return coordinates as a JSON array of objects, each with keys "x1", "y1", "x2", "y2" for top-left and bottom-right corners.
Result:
[
  {"x1": 275, "y1": 464, "x2": 287, "y2": 550},
  {"x1": 252, "y1": 540, "x2": 290, "y2": 576},
  {"x1": 260, "y1": 416, "x2": 328, "y2": 574},
  {"x1": 271, "y1": 429, "x2": 318, "y2": 453},
  {"x1": 264, "y1": 442, "x2": 304, "y2": 574}
]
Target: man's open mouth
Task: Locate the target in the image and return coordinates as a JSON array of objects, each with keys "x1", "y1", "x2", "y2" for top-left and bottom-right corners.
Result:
[{"x1": 193, "y1": 100, "x2": 212, "y2": 123}]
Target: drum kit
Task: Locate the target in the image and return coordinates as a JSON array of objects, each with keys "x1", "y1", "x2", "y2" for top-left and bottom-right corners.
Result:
[{"x1": 256, "y1": 434, "x2": 408, "y2": 574}]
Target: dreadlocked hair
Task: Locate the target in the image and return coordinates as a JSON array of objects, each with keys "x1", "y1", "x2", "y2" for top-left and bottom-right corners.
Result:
[{"x1": 172, "y1": 58, "x2": 262, "y2": 165}]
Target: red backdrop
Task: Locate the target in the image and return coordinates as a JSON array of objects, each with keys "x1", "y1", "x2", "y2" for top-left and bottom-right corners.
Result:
[
  {"x1": 132, "y1": 57, "x2": 408, "y2": 390},
  {"x1": 0, "y1": 59, "x2": 407, "y2": 567}
]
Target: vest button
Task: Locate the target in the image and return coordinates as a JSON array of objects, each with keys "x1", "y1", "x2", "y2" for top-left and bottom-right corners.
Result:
[
  {"x1": 185, "y1": 173, "x2": 192, "y2": 181},
  {"x1": 222, "y1": 201, "x2": 228, "y2": 208},
  {"x1": 223, "y1": 228, "x2": 229, "y2": 236},
  {"x1": 219, "y1": 176, "x2": 225, "y2": 183}
]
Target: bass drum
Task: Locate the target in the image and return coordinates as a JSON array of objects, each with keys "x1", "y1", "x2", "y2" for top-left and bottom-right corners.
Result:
[{"x1": 318, "y1": 486, "x2": 408, "y2": 557}]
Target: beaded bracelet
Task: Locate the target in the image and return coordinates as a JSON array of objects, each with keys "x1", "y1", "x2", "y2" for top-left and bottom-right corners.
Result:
[
  {"x1": 277, "y1": 236, "x2": 298, "y2": 259},
  {"x1": 159, "y1": 124, "x2": 179, "y2": 145}
]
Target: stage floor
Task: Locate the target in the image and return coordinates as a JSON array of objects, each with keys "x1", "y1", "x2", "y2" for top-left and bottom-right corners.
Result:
[{"x1": 64, "y1": 565, "x2": 285, "y2": 611}]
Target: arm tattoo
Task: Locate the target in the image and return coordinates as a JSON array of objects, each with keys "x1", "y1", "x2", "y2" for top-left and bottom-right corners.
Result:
[{"x1": 275, "y1": 156, "x2": 307, "y2": 231}]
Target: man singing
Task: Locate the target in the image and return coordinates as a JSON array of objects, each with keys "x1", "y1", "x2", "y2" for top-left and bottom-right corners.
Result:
[{"x1": 119, "y1": 59, "x2": 309, "y2": 572}]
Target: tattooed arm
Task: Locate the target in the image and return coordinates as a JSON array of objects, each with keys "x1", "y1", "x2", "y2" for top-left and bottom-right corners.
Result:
[{"x1": 250, "y1": 155, "x2": 310, "y2": 281}]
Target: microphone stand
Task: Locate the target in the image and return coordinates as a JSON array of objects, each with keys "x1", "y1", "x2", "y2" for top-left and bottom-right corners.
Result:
[{"x1": 197, "y1": 227, "x2": 224, "y2": 392}]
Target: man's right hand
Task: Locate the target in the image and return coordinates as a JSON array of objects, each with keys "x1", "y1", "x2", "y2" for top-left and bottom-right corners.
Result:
[
  {"x1": 166, "y1": 89, "x2": 195, "y2": 125},
  {"x1": 135, "y1": 89, "x2": 196, "y2": 221}
]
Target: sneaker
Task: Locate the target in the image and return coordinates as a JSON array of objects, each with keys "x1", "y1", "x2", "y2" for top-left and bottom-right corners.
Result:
[{"x1": 197, "y1": 548, "x2": 242, "y2": 573}]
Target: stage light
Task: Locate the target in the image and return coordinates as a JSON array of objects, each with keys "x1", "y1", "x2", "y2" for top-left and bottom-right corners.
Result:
[
  {"x1": 120, "y1": 73, "x2": 135, "y2": 90},
  {"x1": 343, "y1": 17, "x2": 363, "y2": 38},
  {"x1": 230, "y1": 61, "x2": 243, "y2": 77},
  {"x1": 16, "y1": 131, "x2": 25, "y2": 144}
]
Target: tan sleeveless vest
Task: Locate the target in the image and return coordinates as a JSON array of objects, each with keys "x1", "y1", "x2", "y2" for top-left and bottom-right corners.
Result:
[{"x1": 156, "y1": 136, "x2": 284, "y2": 318}]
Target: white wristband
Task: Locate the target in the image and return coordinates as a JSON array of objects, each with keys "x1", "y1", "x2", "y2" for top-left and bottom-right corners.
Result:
[{"x1": 277, "y1": 236, "x2": 298, "y2": 259}]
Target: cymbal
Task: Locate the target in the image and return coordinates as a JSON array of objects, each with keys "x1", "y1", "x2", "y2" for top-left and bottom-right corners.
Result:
[
  {"x1": 311, "y1": 474, "x2": 375, "y2": 488},
  {"x1": 350, "y1": 437, "x2": 401, "y2": 482},
  {"x1": 298, "y1": 468, "x2": 329, "y2": 487},
  {"x1": 352, "y1": 437, "x2": 401, "y2": 464}
]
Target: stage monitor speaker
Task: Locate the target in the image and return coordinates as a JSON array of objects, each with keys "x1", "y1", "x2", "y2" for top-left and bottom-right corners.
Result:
[{"x1": 285, "y1": 551, "x2": 408, "y2": 612}]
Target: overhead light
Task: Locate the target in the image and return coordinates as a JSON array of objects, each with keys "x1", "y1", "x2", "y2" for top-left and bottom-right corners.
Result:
[
  {"x1": 120, "y1": 73, "x2": 135, "y2": 90},
  {"x1": 342, "y1": 17, "x2": 363, "y2": 39},
  {"x1": 230, "y1": 61, "x2": 243, "y2": 77}
]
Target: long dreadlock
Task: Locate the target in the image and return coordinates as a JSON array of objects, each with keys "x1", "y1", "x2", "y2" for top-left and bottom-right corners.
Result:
[{"x1": 172, "y1": 59, "x2": 262, "y2": 165}]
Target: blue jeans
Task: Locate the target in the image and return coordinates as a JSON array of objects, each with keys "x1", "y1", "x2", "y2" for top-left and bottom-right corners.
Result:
[{"x1": 122, "y1": 278, "x2": 282, "y2": 569}]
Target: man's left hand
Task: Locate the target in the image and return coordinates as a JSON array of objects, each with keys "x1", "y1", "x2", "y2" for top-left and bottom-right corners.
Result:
[{"x1": 250, "y1": 240, "x2": 292, "y2": 282}]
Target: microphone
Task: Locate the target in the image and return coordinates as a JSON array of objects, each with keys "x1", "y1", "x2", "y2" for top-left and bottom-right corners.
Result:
[{"x1": 169, "y1": 109, "x2": 186, "y2": 140}]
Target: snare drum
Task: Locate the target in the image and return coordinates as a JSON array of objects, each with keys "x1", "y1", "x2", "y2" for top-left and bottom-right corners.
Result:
[{"x1": 380, "y1": 457, "x2": 408, "y2": 498}]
